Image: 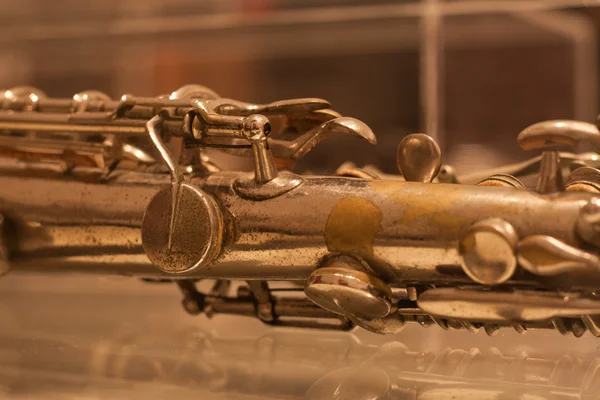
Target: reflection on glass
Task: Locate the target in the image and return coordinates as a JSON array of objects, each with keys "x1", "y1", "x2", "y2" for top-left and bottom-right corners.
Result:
[{"x1": 1, "y1": 322, "x2": 599, "y2": 399}]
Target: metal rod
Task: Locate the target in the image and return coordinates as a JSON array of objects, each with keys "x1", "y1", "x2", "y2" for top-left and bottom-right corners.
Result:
[{"x1": 0, "y1": 111, "x2": 148, "y2": 135}]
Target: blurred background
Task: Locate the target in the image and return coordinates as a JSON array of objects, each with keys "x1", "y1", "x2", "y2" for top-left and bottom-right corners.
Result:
[
  {"x1": 2, "y1": 0, "x2": 600, "y2": 398},
  {"x1": 1, "y1": 0, "x2": 599, "y2": 175}
]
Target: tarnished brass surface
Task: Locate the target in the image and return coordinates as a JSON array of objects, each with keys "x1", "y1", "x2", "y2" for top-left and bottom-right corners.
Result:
[
  {"x1": 458, "y1": 218, "x2": 518, "y2": 285},
  {"x1": 517, "y1": 120, "x2": 600, "y2": 151},
  {"x1": 396, "y1": 133, "x2": 442, "y2": 183},
  {"x1": 142, "y1": 184, "x2": 224, "y2": 274},
  {"x1": 3, "y1": 85, "x2": 600, "y2": 335},
  {"x1": 324, "y1": 197, "x2": 381, "y2": 259},
  {"x1": 305, "y1": 257, "x2": 393, "y2": 320}
]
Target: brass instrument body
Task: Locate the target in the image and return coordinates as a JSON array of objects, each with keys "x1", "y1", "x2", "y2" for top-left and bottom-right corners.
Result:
[
  {"x1": 4, "y1": 86, "x2": 600, "y2": 335},
  {"x1": 0, "y1": 164, "x2": 592, "y2": 286}
]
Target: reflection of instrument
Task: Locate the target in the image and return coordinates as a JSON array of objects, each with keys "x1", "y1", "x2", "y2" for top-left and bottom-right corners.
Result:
[
  {"x1": 5, "y1": 85, "x2": 600, "y2": 335},
  {"x1": 1, "y1": 326, "x2": 599, "y2": 399}
]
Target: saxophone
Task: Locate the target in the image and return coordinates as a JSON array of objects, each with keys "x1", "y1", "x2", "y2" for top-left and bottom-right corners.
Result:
[{"x1": 2, "y1": 85, "x2": 600, "y2": 336}]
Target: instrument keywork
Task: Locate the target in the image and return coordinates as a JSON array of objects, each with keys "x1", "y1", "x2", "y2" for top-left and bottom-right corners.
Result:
[{"x1": 2, "y1": 85, "x2": 600, "y2": 336}]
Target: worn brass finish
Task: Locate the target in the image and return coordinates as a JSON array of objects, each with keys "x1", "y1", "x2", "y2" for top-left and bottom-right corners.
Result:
[
  {"x1": 418, "y1": 287, "x2": 600, "y2": 322},
  {"x1": 141, "y1": 184, "x2": 224, "y2": 274},
  {"x1": 517, "y1": 120, "x2": 600, "y2": 151},
  {"x1": 517, "y1": 235, "x2": 600, "y2": 276},
  {"x1": 536, "y1": 151, "x2": 564, "y2": 193},
  {"x1": 305, "y1": 266, "x2": 393, "y2": 320},
  {"x1": 458, "y1": 218, "x2": 518, "y2": 285},
  {"x1": 566, "y1": 166, "x2": 600, "y2": 193},
  {"x1": 476, "y1": 173, "x2": 524, "y2": 188},
  {"x1": 577, "y1": 198, "x2": 600, "y2": 248},
  {"x1": 4, "y1": 85, "x2": 600, "y2": 336},
  {"x1": 396, "y1": 133, "x2": 442, "y2": 182}
]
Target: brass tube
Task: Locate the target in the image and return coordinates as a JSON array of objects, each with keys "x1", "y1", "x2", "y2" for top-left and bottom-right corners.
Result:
[
  {"x1": 0, "y1": 163, "x2": 595, "y2": 288},
  {"x1": 0, "y1": 111, "x2": 147, "y2": 135}
]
